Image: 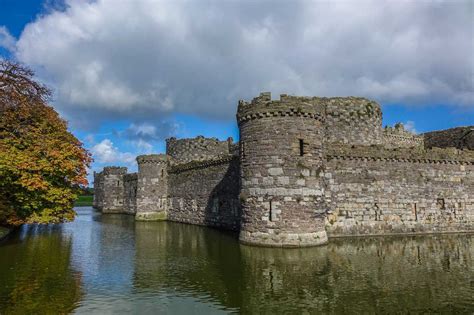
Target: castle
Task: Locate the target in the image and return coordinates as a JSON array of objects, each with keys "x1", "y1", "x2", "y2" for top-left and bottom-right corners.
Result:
[{"x1": 93, "y1": 92, "x2": 474, "y2": 247}]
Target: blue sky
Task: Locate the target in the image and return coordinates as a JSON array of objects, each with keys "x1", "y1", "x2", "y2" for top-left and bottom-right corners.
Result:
[{"x1": 0, "y1": 0, "x2": 472, "y2": 185}]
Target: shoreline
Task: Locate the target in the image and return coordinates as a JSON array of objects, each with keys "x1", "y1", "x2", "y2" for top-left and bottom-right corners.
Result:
[{"x1": 0, "y1": 226, "x2": 13, "y2": 242}]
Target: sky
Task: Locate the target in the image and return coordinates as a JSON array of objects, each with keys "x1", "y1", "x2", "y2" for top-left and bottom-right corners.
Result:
[{"x1": 0, "y1": 0, "x2": 473, "y2": 185}]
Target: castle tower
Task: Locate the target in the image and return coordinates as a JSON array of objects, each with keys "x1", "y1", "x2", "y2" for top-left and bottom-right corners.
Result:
[
  {"x1": 237, "y1": 92, "x2": 329, "y2": 247},
  {"x1": 135, "y1": 154, "x2": 168, "y2": 221},
  {"x1": 99, "y1": 166, "x2": 127, "y2": 213}
]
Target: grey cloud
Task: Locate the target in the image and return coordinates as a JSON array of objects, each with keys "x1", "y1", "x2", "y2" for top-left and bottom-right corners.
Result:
[{"x1": 12, "y1": 0, "x2": 474, "y2": 128}]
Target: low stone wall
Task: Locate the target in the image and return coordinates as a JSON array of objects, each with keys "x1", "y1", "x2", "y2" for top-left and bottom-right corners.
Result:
[
  {"x1": 324, "y1": 145, "x2": 474, "y2": 236},
  {"x1": 168, "y1": 156, "x2": 241, "y2": 231}
]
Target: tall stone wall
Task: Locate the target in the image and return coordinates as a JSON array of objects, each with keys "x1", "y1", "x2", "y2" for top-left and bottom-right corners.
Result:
[
  {"x1": 424, "y1": 126, "x2": 474, "y2": 150},
  {"x1": 123, "y1": 173, "x2": 138, "y2": 215},
  {"x1": 97, "y1": 166, "x2": 128, "y2": 213},
  {"x1": 166, "y1": 136, "x2": 233, "y2": 163},
  {"x1": 324, "y1": 145, "x2": 474, "y2": 236},
  {"x1": 93, "y1": 171, "x2": 105, "y2": 209},
  {"x1": 93, "y1": 92, "x2": 474, "y2": 248},
  {"x1": 168, "y1": 156, "x2": 241, "y2": 230},
  {"x1": 237, "y1": 92, "x2": 328, "y2": 247},
  {"x1": 325, "y1": 97, "x2": 383, "y2": 145},
  {"x1": 135, "y1": 154, "x2": 168, "y2": 221}
]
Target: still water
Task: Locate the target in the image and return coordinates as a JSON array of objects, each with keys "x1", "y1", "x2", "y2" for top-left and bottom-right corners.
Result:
[{"x1": 0, "y1": 207, "x2": 473, "y2": 314}]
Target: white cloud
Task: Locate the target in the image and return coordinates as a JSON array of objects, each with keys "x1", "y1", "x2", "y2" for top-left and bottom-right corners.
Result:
[
  {"x1": 0, "y1": 26, "x2": 15, "y2": 52},
  {"x1": 10, "y1": 0, "x2": 474, "y2": 128},
  {"x1": 404, "y1": 121, "x2": 418, "y2": 134},
  {"x1": 91, "y1": 139, "x2": 135, "y2": 164}
]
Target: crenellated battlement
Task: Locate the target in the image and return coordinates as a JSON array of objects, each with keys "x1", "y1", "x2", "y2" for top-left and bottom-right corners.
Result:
[
  {"x1": 383, "y1": 123, "x2": 424, "y2": 148},
  {"x1": 137, "y1": 154, "x2": 168, "y2": 164},
  {"x1": 94, "y1": 92, "x2": 474, "y2": 247},
  {"x1": 166, "y1": 135, "x2": 233, "y2": 164},
  {"x1": 237, "y1": 92, "x2": 325, "y2": 125},
  {"x1": 102, "y1": 166, "x2": 128, "y2": 175}
]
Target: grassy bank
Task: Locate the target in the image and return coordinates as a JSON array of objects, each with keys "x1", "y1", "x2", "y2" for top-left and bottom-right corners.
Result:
[{"x1": 74, "y1": 195, "x2": 93, "y2": 207}]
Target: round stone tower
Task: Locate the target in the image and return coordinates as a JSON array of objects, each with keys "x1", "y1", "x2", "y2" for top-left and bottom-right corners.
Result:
[
  {"x1": 237, "y1": 92, "x2": 328, "y2": 247},
  {"x1": 135, "y1": 154, "x2": 168, "y2": 221}
]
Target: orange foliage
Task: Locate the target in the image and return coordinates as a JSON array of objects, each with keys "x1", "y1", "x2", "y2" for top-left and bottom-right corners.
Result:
[{"x1": 0, "y1": 61, "x2": 92, "y2": 225}]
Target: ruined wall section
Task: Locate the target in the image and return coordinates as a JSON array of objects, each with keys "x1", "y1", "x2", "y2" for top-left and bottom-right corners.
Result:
[
  {"x1": 168, "y1": 156, "x2": 241, "y2": 231},
  {"x1": 166, "y1": 136, "x2": 234, "y2": 164},
  {"x1": 93, "y1": 171, "x2": 105, "y2": 209},
  {"x1": 136, "y1": 154, "x2": 168, "y2": 221},
  {"x1": 123, "y1": 173, "x2": 138, "y2": 215},
  {"x1": 237, "y1": 92, "x2": 328, "y2": 247},
  {"x1": 424, "y1": 126, "x2": 474, "y2": 150},
  {"x1": 95, "y1": 166, "x2": 127, "y2": 213},
  {"x1": 325, "y1": 97, "x2": 383, "y2": 146},
  {"x1": 383, "y1": 123, "x2": 424, "y2": 148},
  {"x1": 324, "y1": 145, "x2": 474, "y2": 236}
]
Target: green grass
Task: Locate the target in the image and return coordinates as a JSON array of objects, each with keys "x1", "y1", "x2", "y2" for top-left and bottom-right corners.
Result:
[{"x1": 74, "y1": 195, "x2": 93, "y2": 207}]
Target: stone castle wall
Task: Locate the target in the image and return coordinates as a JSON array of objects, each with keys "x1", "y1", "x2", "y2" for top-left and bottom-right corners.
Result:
[
  {"x1": 93, "y1": 92, "x2": 474, "y2": 247},
  {"x1": 237, "y1": 92, "x2": 328, "y2": 247},
  {"x1": 135, "y1": 155, "x2": 168, "y2": 220},
  {"x1": 324, "y1": 145, "x2": 474, "y2": 236},
  {"x1": 94, "y1": 166, "x2": 128, "y2": 213},
  {"x1": 383, "y1": 123, "x2": 424, "y2": 148},
  {"x1": 123, "y1": 173, "x2": 138, "y2": 215},
  {"x1": 325, "y1": 97, "x2": 383, "y2": 146},
  {"x1": 168, "y1": 156, "x2": 241, "y2": 230},
  {"x1": 166, "y1": 136, "x2": 233, "y2": 163}
]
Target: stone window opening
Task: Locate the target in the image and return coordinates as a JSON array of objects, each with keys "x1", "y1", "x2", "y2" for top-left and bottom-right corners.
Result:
[
  {"x1": 437, "y1": 198, "x2": 445, "y2": 210},
  {"x1": 117, "y1": 180, "x2": 120, "y2": 187},
  {"x1": 299, "y1": 139, "x2": 304, "y2": 156},
  {"x1": 413, "y1": 203, "x2": 418, "y2": 221},
  {"x1": 161, "y1": 169, "x2": 164, "y2": 177},
  {"x1": 269, "y1": 200, "x2": 273, "y2": 221}
]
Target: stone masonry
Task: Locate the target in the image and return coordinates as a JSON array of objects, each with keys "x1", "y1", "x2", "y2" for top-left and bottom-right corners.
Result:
[{"x1": 93, "y1": 92, "x2": 474, "y2": 247}]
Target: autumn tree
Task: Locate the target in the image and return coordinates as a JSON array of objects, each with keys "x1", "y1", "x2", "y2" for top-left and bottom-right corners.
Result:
[{"x1": 0, "y1": 60, "x2": 91, "y2": 225}]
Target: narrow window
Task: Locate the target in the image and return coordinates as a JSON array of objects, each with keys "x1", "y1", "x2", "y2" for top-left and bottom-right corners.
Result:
[
  {"x1": 161, "y1": 169, "x2": 164, "y2": 177},
  {"x1": 299, "y1": 139, "x2": 304, "y2": 156},
  {"x1": 117, "y1": 180, "x2": 120, "y2": 186},
  {"x1": 437, "y1": 198, "x2": 445, "y2": 210},
  {"x1": 269, "y1": 200, "x2": 273, "y2": 221},
  {"x1": 414, "y1": 203, "x2": 418, "y2": 221}
]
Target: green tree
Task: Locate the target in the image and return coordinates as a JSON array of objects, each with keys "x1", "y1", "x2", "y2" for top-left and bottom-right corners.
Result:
[{"x1": 0, "y1": 61, "x2": 92, "y2": 225}]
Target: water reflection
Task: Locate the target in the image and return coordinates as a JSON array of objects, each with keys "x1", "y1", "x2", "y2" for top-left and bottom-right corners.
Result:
[
  {"x1": 0, "y1": 225, "x2": 83, "y2": 314},
  {"x1": 0, "y1": 207, "x2": 473, "y2": 314}
]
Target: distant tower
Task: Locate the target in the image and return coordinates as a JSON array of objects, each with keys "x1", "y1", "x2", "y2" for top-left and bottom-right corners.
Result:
[
  {"x1": 237, "y1": 92, "x2": 329, "y2": 247},
  {"x1": 99, "y1": 166, "x2": 127, "y2": 213},
  {"x1": 135, "y1": 154, "x2": 168, "y2": 220}
]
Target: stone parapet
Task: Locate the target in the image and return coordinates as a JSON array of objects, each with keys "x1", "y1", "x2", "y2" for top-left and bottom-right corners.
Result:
[
  {"x1": 166, "y1": 136, "x2": 233, "y2": 164},
  {"x1": 237, "y1": 92, "x2": 325, "y2": 125},
  {"x1": 102, "y1": 166, "x2": 128, "y2": 175},
  {"x1": 326, "y1": 144, "x2": 474, "y2": 165},
  {"x1": 383, "y1": 123, "x2": 424, "y2": 148}
]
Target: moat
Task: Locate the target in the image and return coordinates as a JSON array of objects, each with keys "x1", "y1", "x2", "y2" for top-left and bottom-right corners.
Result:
[{"x1": 0, "y1": 207, "x2": 473, "y2": 314}]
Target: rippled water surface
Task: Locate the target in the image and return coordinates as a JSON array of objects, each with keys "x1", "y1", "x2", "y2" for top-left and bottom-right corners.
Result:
[{"x1": 0, "y1": 207, "x2": 473, "y2": 314}]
